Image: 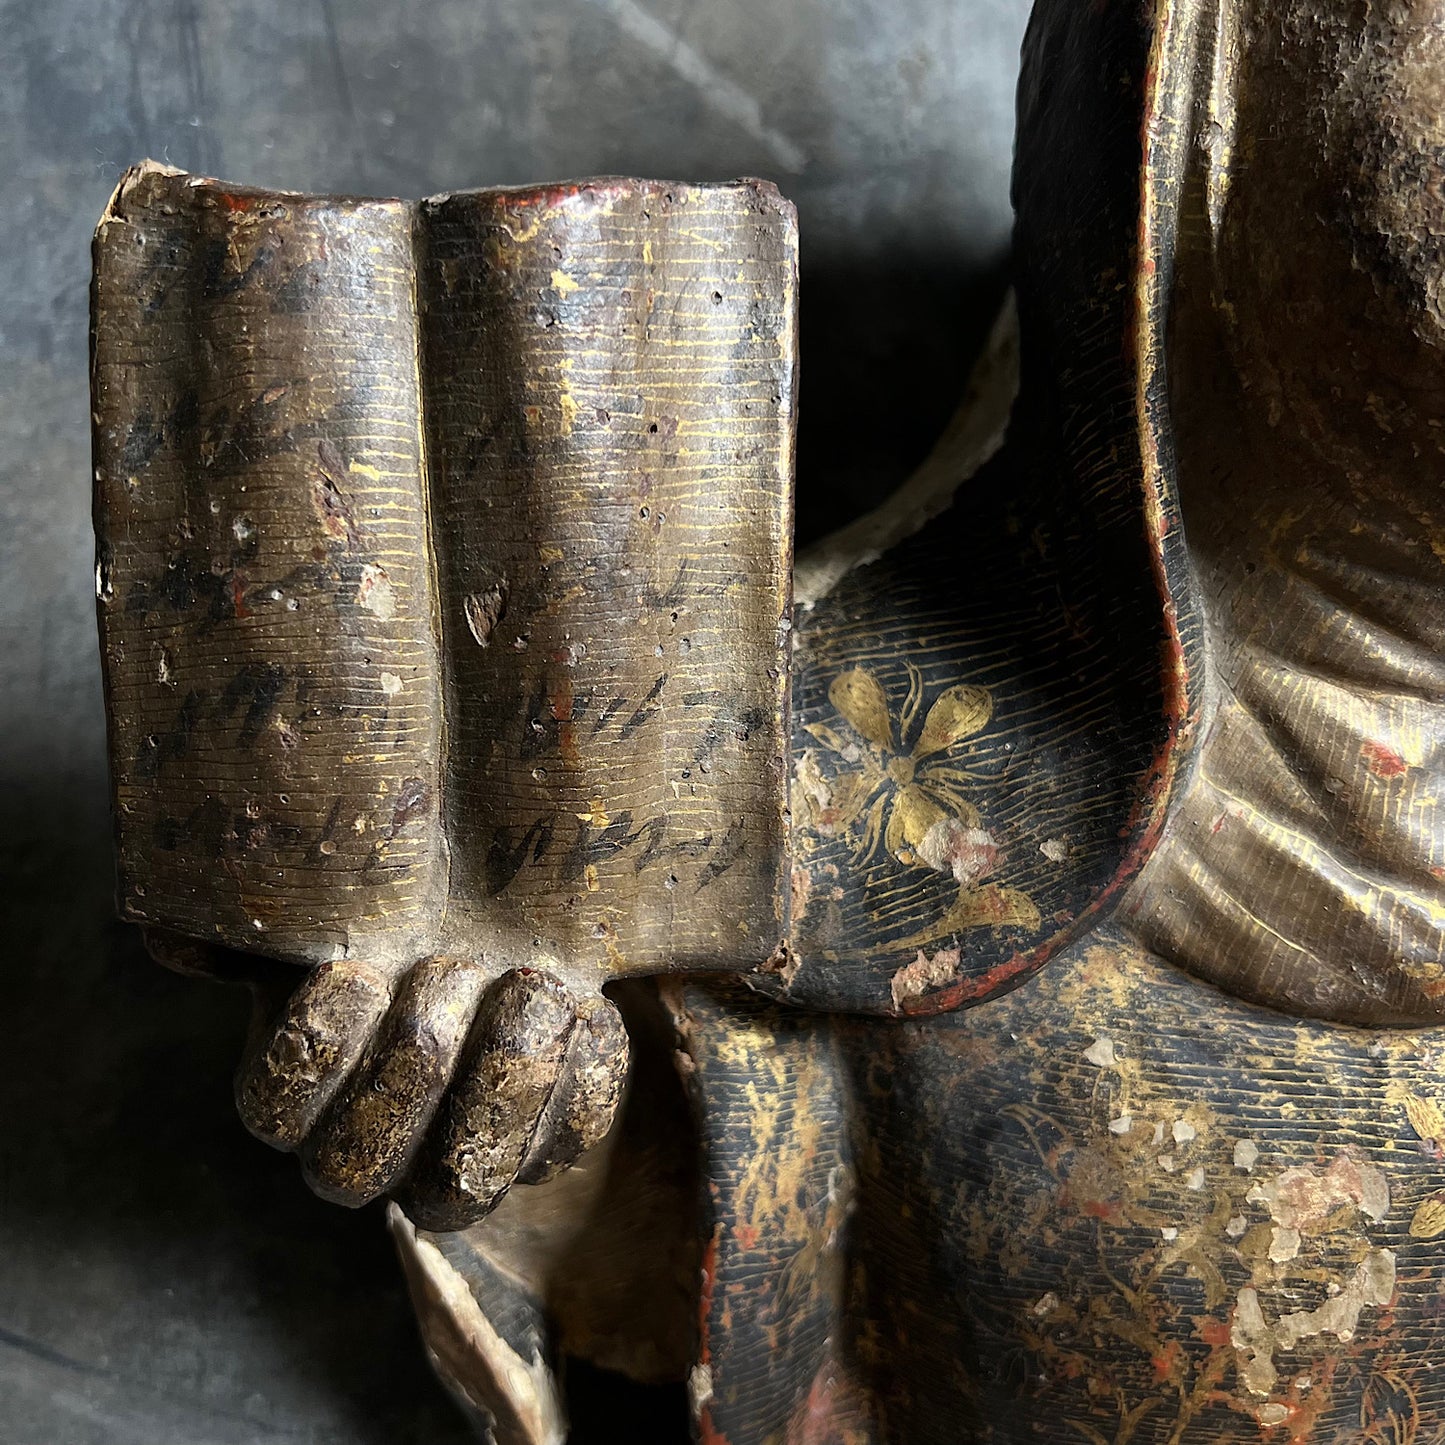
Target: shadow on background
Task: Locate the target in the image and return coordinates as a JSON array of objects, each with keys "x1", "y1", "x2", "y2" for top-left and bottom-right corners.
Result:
[
  {"x1": 0, "y1": 775, "x2": 476, "y2": 1443},
  {"x1": 795, "y1": 253, "x2": 1012, "y2": 546}
]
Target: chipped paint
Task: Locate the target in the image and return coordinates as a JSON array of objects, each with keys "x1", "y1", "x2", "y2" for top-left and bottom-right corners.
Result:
[
  {"x1": 1245, "y1": 1152, "x2": 1390, "y2": 1232},
  {"x1": 356, "y1": 563, "x2": 396, "y2": 620},
  {"x1": 889, "y1": 947, "x2": 960, "y2": 1011},
  {"x1": 463, "y1": 584, "x2": 508, "y2": 648}
]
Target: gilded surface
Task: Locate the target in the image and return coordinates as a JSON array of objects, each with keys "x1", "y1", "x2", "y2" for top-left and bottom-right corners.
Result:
[
  {"x1": 685, "y1": 929, "x2": 1445, "y2": 1443},
  {"x1": 420, "y1": 181, "x2": 797, "y2": 977},
  {"x1": 1123, "y1": 0, "x2": 1445, "y2": 1023},
  {"x1": 93, "y1": 168, "x2": 798, "y2": 981},
  {"x1": 91, "y1": 169, "x2": 798, "y2": 1223},
  {"x1": 767, "y1": 0, "x2": 1201, "y2": 1015},
  {"x1": 796, "y1": 665, "x2": 1040, "y2": 949},
  {"x1": 92, "y1": 168, "x2": 446, "y2": 966}
]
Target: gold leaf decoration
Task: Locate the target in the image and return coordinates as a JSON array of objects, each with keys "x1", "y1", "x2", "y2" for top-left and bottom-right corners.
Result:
[
  {"x1": 820, "y1": 768, "x2": 881, "y2": 835},
  {"x1": 801, "y1": 721, "x2": 854, "y2": 757},
  {"x1": 885, "y1": 787, "x2": 955, "y2": 863},
  {"x1": 829, "y1": 668, "x2": 893, "y2": 751},
  {"x1": 1402, "y1": 1092, "x2": 1445, "y2": 1143},
  {"x1": 900, "y1": 884, "x2": 1043, "y2": 945},
  {"x1": 805, "y1": 662, "x2": 1040, "y2": 948},
  {"x1": 913, "y1": 684, "x2": 992, "y2": 758},
  {"x1": 1410, "y1": 1193, "x2": 1445, "y2": 1239}
]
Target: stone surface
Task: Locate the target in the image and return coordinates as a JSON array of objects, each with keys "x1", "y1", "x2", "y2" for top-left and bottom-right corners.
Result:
[{"x1": 0, "y1": 0, "x2": 1025, "y2": 1438}]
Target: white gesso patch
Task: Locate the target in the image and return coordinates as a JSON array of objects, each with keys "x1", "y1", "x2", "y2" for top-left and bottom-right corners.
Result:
[{"x1": 356, "y1": 563, "x2": 396, "y2": 620}]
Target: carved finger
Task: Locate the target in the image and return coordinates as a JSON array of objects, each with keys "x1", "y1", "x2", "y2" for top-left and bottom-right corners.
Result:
[
  {"x1": 514, "y1": 989, "x2": 628, "y2": 1186},
  {"x1": 301, "y1": 958, "x2": 490, "y2": 1208},
  {"x1": 403, "y1": 970, "x2": 628, "y2": 1231},
  {"x1": 235, "y1": 960, "x2": 394, "y2": 1150},
  {"x1": 402, "y1": 968, "x2": 574, "y2": 1229}
]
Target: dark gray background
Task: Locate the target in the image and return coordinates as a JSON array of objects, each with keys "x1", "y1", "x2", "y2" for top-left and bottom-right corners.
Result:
[{"x1": 0, "y1": 1, "x2": 1026, "y2": 1438}]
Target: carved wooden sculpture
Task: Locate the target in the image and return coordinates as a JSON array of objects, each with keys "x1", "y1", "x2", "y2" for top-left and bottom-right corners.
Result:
[
  {"x1": 91, "y1": 0, "x2": 1445, "y2": 1440},
  {"x1": 92, "y1": 170, "x2": 798, "y2": 1227}
]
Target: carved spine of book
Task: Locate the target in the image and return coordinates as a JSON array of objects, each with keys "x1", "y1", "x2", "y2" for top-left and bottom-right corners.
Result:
[{"x1": 92, "y1": 165, "x2": 797, "y2": 980}]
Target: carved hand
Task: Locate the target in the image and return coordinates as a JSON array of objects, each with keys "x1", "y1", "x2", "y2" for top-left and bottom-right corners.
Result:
[{"x1": 147, "y1": 929, "x2": 626, "y2": 1229}]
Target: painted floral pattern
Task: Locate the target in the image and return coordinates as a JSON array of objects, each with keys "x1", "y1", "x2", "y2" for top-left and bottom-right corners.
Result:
[{"x1": 799, "y1": 663, "x2": 1040, "y2": 940}]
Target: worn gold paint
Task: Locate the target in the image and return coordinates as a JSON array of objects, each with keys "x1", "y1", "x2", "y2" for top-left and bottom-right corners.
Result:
[
  {"x1": 94, "y1": 168, "x2": 799, "y2": 982},
  {"x1": 1123, "y1": 0, "x2": 1445, "y2": 1026},
  {"x1": 805, "y1": 928, "x2": 1445, "y2": 1440},
  {"x1": 795, "y1": 664, "x2": 1039, "y2": 955},
  {"x1": 682, "y1": 0, "x2": 1445, "y2": 1433},
  {"x1": 90, "y1": 0, "x2": 1445, "y2": 1434}
]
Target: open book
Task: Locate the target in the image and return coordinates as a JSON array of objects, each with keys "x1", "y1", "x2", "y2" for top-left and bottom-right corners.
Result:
[{"x1": 92, "y1": 164, "x2": 797, "y2": 978}]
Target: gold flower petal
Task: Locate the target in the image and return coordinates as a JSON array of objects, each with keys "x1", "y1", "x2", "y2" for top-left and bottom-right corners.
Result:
[
  {"x1": 913, "y1": 778, "x2": 982, "y2": 830},
  {"x1": 885, "y1": 785, "x2": 950, "y2": 863},
  {"x1": 913, "y1": 684, "x2": 992, "y2": 758},
  {"x1": 797, "y1": 749, "x2": 883, "y2": 838},
  {"x1": 825, "y1": 769, "x2": 883, "y2": 834},
  {"x1": 1403, "y1": 1092, "x2": 1445, "y2": 1143},
  {"x1": 1412, "y1": 1193, "x2": 1445, "y2": 1240},
  {"x1": 829, "y1": 668, "x2": 894, "y2": 752},
  {"x1": 855, "y1": 791, "x2": 889, "y2": 862}
]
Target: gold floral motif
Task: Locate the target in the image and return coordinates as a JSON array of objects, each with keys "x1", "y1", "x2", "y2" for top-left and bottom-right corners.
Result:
[
  {"x1": 1411, "y1": 1192, "x2": 1445, "y2": 1239},
  {"x1": 802, "y1": 663, "x2": 1040, "y2": 936},
  {"x1": 1401, "y1": 1091, "x2": 1445, "y2": 1146}
]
